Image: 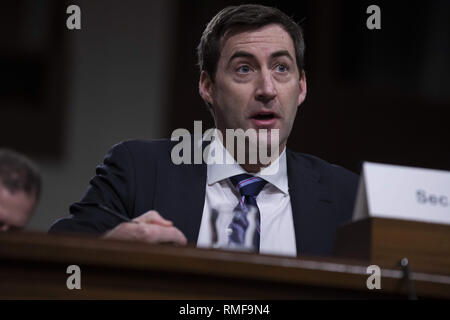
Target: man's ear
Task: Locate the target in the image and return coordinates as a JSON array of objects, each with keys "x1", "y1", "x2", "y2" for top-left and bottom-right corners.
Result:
[
  {"x1": 297, "y1": 70, "x2": 307, "y2": 106},
  {"x1": 199, "y1": 71, "x2": 214, "y2": 106}
]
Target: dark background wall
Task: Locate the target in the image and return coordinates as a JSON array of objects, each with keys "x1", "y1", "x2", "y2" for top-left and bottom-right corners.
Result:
[
  {"x1": 0, "y1": 0, "x2": 177, "y2": 230},
  {"x1": 0, "y1": 0, "x2": 449, "y2": 230}
]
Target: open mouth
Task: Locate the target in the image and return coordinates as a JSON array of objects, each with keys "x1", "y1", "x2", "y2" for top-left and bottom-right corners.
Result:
[{"x1": 251, "y1": 112, "x2": 277, "y2": 120}]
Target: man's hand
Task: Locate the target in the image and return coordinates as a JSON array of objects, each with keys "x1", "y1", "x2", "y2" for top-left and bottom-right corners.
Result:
[{"x1": 102, "y1": 210, "x2": 187, "y2": 245}]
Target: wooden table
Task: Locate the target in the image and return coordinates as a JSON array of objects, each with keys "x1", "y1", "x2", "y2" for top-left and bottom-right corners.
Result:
[{"x1": 0, "y1": 231, "x2": 449, "y2": 299}]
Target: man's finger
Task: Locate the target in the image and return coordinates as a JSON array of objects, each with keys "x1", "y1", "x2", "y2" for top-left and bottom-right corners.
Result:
[
  {"x1": 135, "y1": 210, "x2": 173, "y2": 226},
  {"x1": 143, "y1": 224, "x2": 187, "y2": 245}
]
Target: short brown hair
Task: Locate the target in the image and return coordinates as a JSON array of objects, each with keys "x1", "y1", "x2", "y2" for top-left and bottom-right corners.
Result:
[
  {"x1": 197, "y1": 4, "x2": 305, "y2": 81},
  {"x1": 0, "y1": 149, "x2": 41, "y2": 200}
]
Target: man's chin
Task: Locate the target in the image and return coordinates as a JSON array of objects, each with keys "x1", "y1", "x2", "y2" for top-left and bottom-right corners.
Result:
[{"x1": 219, "y1": 125, "x2": 282, "y2": 151}]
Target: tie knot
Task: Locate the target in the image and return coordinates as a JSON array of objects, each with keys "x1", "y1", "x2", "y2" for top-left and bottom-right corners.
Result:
[{"x1": 229, "y1": 174, "x2": 267, "y2": 198}]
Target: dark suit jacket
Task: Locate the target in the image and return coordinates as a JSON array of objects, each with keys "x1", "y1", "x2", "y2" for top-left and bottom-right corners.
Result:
[{"x1": 49, "y1": 139, "x2": 359, "y2": 257}]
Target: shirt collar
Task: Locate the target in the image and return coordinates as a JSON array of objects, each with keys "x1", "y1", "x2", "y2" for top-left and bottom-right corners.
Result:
[{"x1": 206, "y1": 134, "x2": 289, "y2": 195}]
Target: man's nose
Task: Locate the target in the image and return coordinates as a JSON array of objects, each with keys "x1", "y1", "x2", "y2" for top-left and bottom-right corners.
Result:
[{"x1": 255, "y1": 69, "x2": 276, "y2": 103}]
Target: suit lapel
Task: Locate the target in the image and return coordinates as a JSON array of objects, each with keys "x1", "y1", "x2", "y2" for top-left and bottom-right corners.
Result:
[
  {"x1": 168, "y1": 162, "x2": 206, "y2": 243},
  {"x1": 153, "y1": 140, "x2": 207, "y2": 244},
  {"x1": 287, "y1": 149, "x2": 323, "y2": 256}
]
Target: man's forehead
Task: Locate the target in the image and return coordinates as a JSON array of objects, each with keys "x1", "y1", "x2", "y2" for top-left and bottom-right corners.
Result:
[{"x1": 221, "y1": 24, "x2": 295, "y2": 56}]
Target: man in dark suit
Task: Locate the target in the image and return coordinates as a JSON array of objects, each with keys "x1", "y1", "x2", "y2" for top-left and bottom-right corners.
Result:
[{"x1": 49, "y1": 4, "x2": 358, "y2": 257}]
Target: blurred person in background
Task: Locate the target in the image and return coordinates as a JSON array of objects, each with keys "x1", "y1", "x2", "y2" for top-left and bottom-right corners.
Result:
[{"x1": 0, "y1": 149, "x2": 41, "y2": 232}]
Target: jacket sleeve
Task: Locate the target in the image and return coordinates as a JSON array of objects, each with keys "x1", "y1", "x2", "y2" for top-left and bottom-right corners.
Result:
[{"x1": 48, "y1": 142, "x2": 136, "y2": 235}]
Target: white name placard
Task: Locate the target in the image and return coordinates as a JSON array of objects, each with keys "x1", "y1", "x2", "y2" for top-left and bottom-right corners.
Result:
[{"x1": 353, "y1": 162, "x2": 450, "y2": 225}]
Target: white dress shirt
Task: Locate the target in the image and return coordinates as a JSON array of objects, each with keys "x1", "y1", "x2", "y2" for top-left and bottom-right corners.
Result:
[{"x1": 196, "y1": 136, "x2": 297, "y2": 257}]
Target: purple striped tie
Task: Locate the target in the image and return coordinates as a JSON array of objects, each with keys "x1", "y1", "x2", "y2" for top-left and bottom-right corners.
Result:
[{"x1": 229, "y1": 174, "x2": 267, "y2": 252}]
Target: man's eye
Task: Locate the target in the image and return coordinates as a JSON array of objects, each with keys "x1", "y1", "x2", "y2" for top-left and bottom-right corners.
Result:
[
  {"x1": 237, "y1": 65, "x2": 251, "y2": 73},
  {"x1": 275, "y1": 64, "x2": 288, "y2": 72}
]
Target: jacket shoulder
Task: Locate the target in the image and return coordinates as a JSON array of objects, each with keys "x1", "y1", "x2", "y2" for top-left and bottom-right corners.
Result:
[
  {"x1": 106, "y1": 139, "x2": 176, "y2": 163},
  {"x1": 287, "y1": 150, "x2": 359, "y2": 187},
  {"x1": 115, "y1": 138, "x2": 174, "y2": 154}
]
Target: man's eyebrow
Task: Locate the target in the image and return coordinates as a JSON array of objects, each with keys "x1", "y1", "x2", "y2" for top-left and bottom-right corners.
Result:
[
  {"x1": 228, "y1": 51, "x2": 255, "y2": 64},
  {"x1": 227, "y1": 50, "x2": 294, "y2": 65},
  {"x1": 271, "y1": 50, "x2": 294, "y2": 62}
]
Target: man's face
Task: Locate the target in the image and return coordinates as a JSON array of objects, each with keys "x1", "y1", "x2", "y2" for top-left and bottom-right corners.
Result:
[
  {"x1": 0, "y1": 184, "x2": 36, "y2": 232},
  {"x1": 200, "y1": 24, "x2": 306, "y2": 152}
]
